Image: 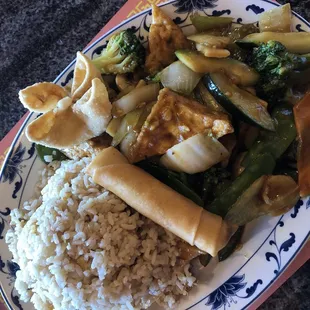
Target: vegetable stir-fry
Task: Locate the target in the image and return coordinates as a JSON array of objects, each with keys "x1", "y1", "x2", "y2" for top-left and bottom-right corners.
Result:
[{"x1": 21, "y1": 4, "x2": 310, "y2": 264}]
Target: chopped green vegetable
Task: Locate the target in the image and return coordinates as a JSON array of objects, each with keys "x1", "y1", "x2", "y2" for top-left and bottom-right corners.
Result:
[
  {"x1": 206, "y1": 153, "x2": 276, "y2": 217},
  {"x1": 112, "y1": 83, "x2": 160, "y2": 117},
  {"x1": 204, "y1": 72, "x2": 275, "y2": 131},
  {"x1": 237, "y1": 32, "x2": 310, "y2": 54},
  {"x1": 218, "y1": 226, "x2": 244, "y2": 261},
  {"x1": 226, "y1": 43, "x2": 247, "y2": 62},
  {"x1": 228, "y1": 23, "x2": 259, "y2": 42},
  {"x1": 194, "y1": 82, "x2": 226, "y2": 112},
  {"x1": 242, "y1": 104, "x2": 297, "y2": 168},
  {"x1": 190, "y1": 15, "x2": 233, "y2": 32},
  {"x1": 93, "y1": 29, "x2": 145, "y2": 74},
  {"x1": 207, "y1": 105, "x2": 296, "y2": 217},
  {"x1": 176, "y1": 50, "x2": 259, "y2": 86},
  {"x1": 249, "y1": 41, "x2": 310, "y2": 102},
  {"x1": 36, "y1": 144, "x2": 68, "y2": 164},
  {"x1": 111, "y1": 108, "x2": 144, "y2": 147},
  {"x1": 225, "y1": 175, "x2": 299, "y2": 226},
  {"x1": 187, "y1": 33, "x2": 230, "y2": 47},
  {"x1": 136, "y1": 161, "x2": 203, "y2": 207},
  {"x1": 106, "y1": 117, "x2": 123, "y2": 137}
]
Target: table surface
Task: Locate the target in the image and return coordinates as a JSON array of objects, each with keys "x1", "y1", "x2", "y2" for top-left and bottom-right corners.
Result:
[{"x1": 0, "y1": 0, "x2": 309, "y2": 309}]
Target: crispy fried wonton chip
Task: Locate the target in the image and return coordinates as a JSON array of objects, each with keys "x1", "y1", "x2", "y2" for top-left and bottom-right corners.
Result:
[
  {"x1": 71, "y1": 52, "x2": 103, "y2": 101},
  {"x1": 145, "y1": 5, "x2": 191, "y2": 75},
  {"x1": 73, "y1": 78, "x2": 112, "y2": 136},
  {"x1": 19, "y1": 82, "x2": 67, "y2": 113},
  {"x1": 26, "y1": 78, "x2": 112, "y2": 148}
]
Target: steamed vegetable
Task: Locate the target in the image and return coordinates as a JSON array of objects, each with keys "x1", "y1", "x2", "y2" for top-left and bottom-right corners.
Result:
[
  {"x1": 204, "y1": 72, "x2": 275, "y2": 131},
  {"x1": 160, "y1": 133, "x2": 229, "y2": 174},
  {"x1": 237, "y1": 32, "x2": 310, "y2": 54},
  {"x1": 227, "y1": 43, "x2": 247, "y2": 62},
  {"x1": 242, "y1": 104, "x2": 296, "y2": 168},
  {"x1": 194, "y1": 82, "x2": 226, "y2": 112},
  {"x1": 259, "y1": 3, "x2": 292, "y2": 33},
  {"x1": 190, "y1": 15, "x2": 233, "y2": 32},
  {"x1": 111, "y1": 108, "x2": 144, "y2": 147},
  {"x1": 136, "y1": 161, "x2": 203, "y2": 206},
  {"x1": 294, "y1": 92, "x2": 310, "y2": 197},
  {"x1": 188, "y1": 34, "x2": 231, "y2": 58},
  {"x1": 249, "y1": 41, "x2": 310, "y2": 102},
  {"x1": 228, "y1": 23, "x2": 259, "y2": 41},
  {"x1": 159, "y1": 61, "x2": 201, "y2": 94},
  {"x1": 218, "y1": 226, "x2": 244, "y2": 261},
  {"x1": 120, "y1": 130, "x2": 138, "y2": 159},
  {"x1": 206, "y1": 153, "x2": 276, "y2": 217},
  {"x1": 93, "y1": 29, "x2": 145, "y2": 74},
  {"x1": 106, "y1": 117, "x2": 123, "y2": 137},
  {"x1": 112, "y1": 83, "x2": 160, "y2": 117},
  {"x1": 225, "y1": 175, "x2": 299, "y2": 226},
  {"x1": 36, "y1": 144, "x2": 68, "y2": 164},
  {"x1": 176, "y1": 50, "x2": 259, "y2": 86},
  {"x1": 187, "y1": 34, "x2": 230, "y2": 47}
]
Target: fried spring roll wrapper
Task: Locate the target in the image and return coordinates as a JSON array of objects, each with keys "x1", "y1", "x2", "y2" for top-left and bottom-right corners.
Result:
[{"x1": 87, "y1": 147, "x2": 237, "y2": 256}]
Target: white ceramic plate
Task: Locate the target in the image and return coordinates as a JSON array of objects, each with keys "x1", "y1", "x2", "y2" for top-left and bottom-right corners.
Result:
[{"x1": 1, "y1": 0, "x2": 310, "y2": 309}]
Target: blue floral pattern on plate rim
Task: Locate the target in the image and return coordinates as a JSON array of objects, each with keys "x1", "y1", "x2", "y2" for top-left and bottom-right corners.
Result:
[{"x1": 1, "y1": 1, "x2": 310, "y2": 309}]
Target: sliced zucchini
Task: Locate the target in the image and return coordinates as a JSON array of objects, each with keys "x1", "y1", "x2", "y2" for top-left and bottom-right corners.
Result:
[
  {"x1": 187, "y1": 34, "x2": 230, "y2": 48},
  {"x1": 237, "y1": 32, "x2": 310, "y2": 54},
  {"x1": 176, "y1": 50, "x2": 259, "y2": 86},
  {"x1": 195, "y1": 82, "x2": 226, "y2": 112},
  {"x1": 203, "y1": 72, "x2": 275, "y2": 131},
  {"x1": 228, "y1": 23, "x2": 259, "y2": 41},
  {"x1": 190, "y1": 15, "x2": 233, "y2": 32},
  {"x1": 259, "y1": 3, "x2": 292, "y2": 33}
]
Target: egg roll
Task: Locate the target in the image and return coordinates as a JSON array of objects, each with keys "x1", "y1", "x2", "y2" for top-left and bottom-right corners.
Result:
[{"x1": 87, "y1": 147, "x2": 237, "y2": 256}]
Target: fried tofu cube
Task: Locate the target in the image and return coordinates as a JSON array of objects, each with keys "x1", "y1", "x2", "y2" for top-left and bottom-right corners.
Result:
[
  {"x1": 145, "y1": 5, "x2": 191, "y2": 75},
  {"x1": 128, "y1": 88, "x2": 233, "y2": 162}
]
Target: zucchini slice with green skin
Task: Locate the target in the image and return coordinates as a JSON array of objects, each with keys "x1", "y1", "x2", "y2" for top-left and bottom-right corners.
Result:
[
  {"x1": 176, "y1": 50, "x2": 259, "y2": 86},
  {"x1": 190, "y1": 15, "x2": 233, "y2": 32},
  {"x1": 236, "y1": 32, "x2": 310, "y2": 54},
  {"x1": 203, "y1": 72, "x2": 275, "y2": 131}
]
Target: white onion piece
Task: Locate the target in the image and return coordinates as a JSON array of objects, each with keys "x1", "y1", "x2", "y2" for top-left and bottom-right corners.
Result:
[
  {"x1": 120, "y1": 130, "x2": 138, "y2": 159},
  {"x1": 112, "y1": 83, "x2": 160, "y2": 117},
  {"x1": 259, "y1": 3, "x2": 292, "y2": 33},
  {"x1": 160, "y1": 133, "x2": 229, "y2": 174},
  {"x1": 159, "y1": 61, "x2": 202, "y2": 95}
]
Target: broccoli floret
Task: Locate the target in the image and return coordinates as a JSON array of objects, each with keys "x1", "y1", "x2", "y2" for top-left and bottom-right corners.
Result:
[
  {"x1": 250, "y1": 41, "x2": 310, "y2": 102},
  {"x1": 93, "y1": 29, "x2": 145, "y2": 74}
]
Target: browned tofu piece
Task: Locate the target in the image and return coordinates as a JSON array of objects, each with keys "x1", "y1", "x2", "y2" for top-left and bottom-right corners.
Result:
[
  {"x1": 145, "y1": 5, "x2": 191, "y2": 75},
  {"x1": 62, "y1": 134, "x2": 112, "y2": 160},
  {"x1": 128, "y1": 88, "x2": 233, "y2": 163}
]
